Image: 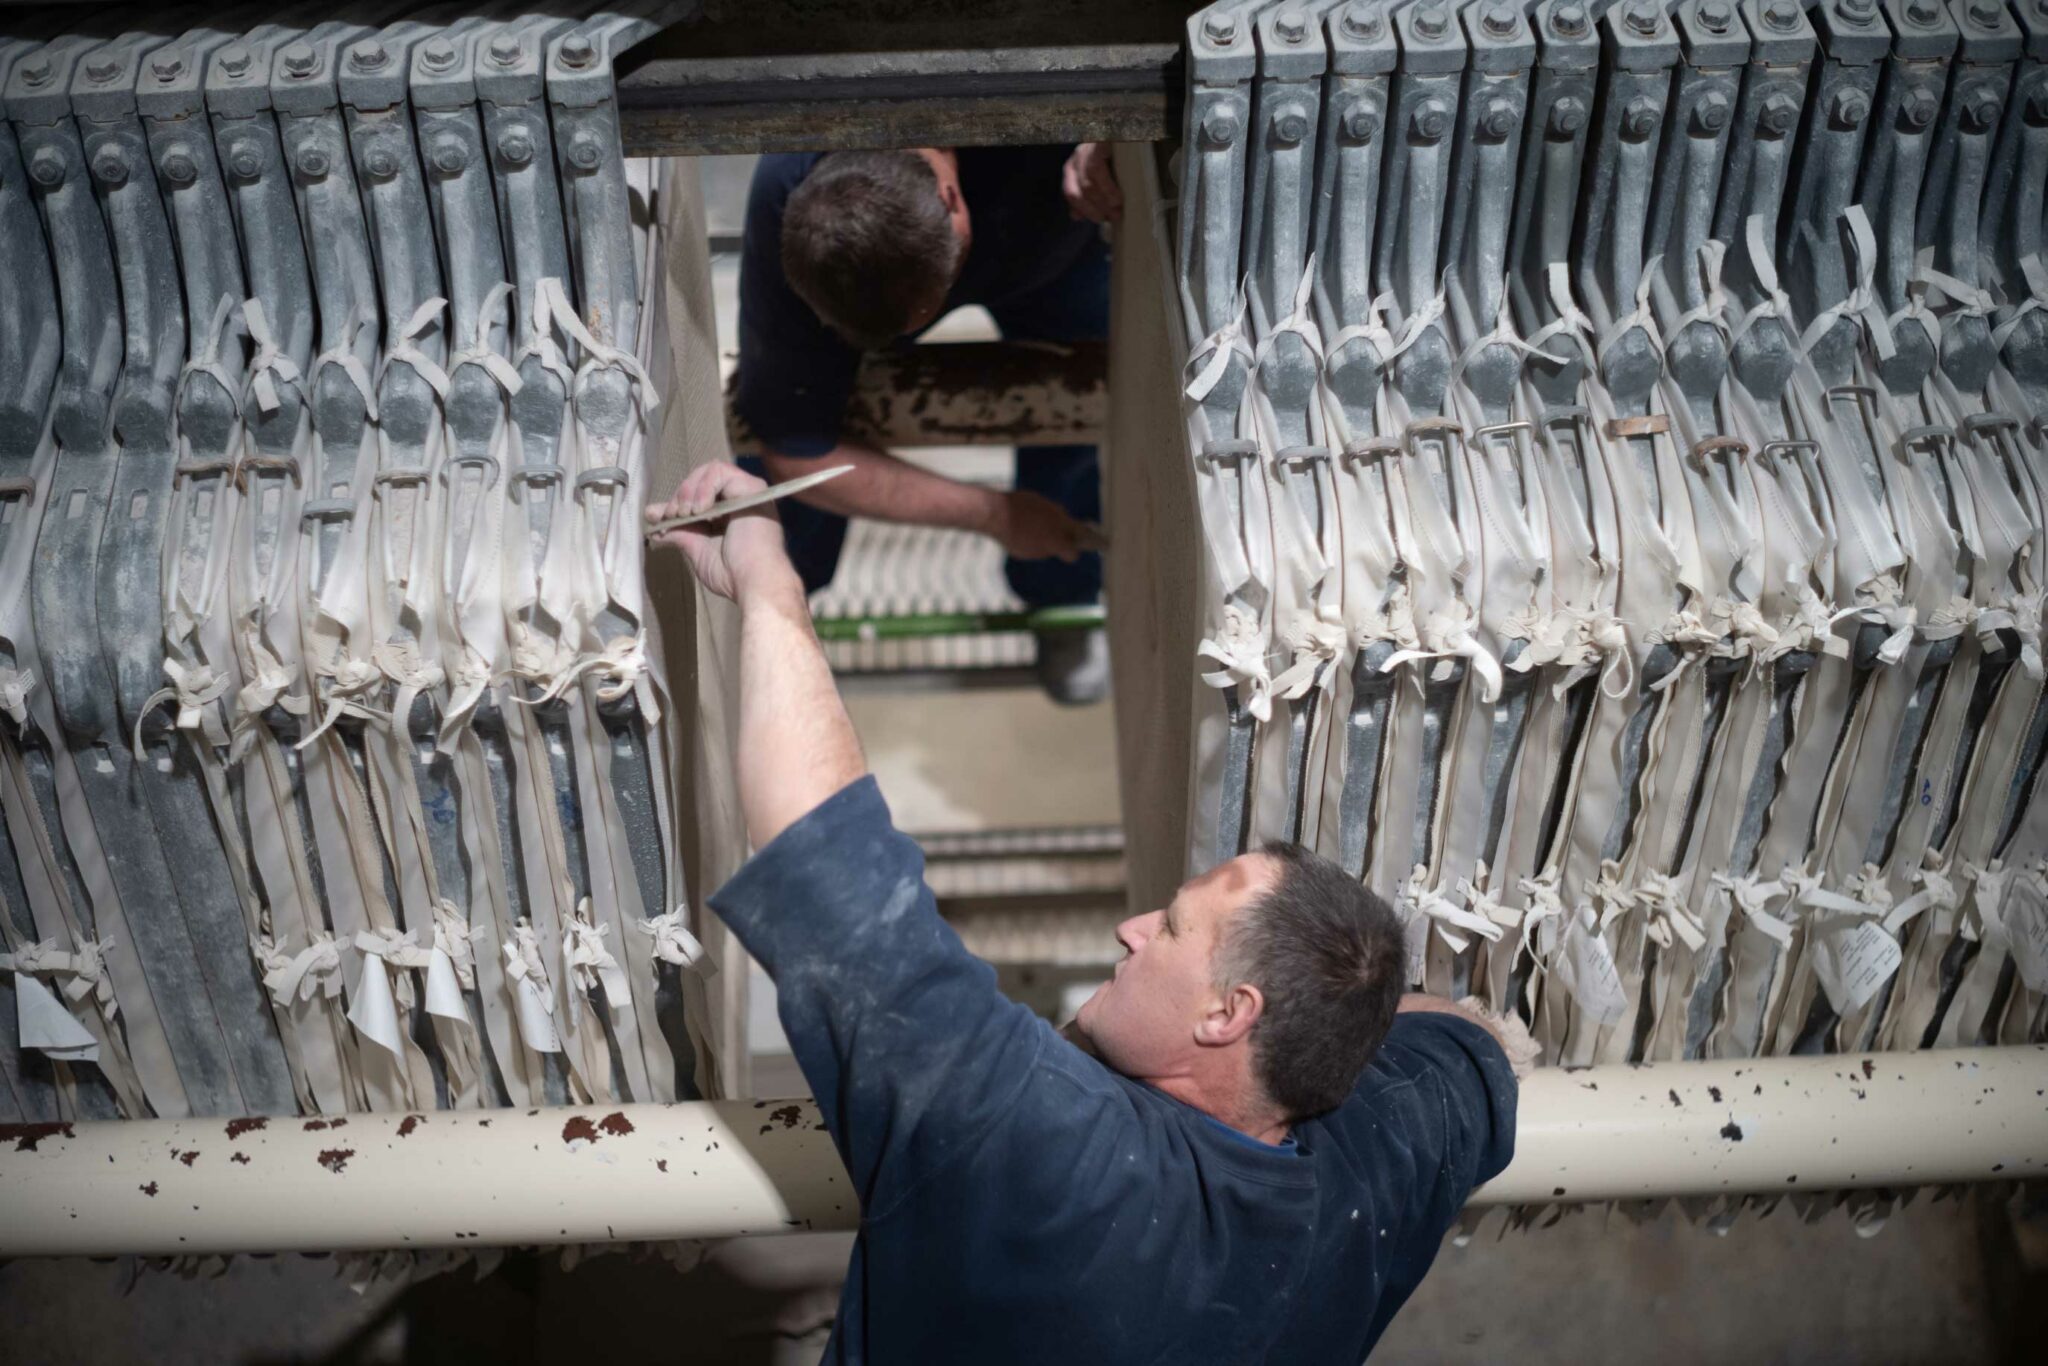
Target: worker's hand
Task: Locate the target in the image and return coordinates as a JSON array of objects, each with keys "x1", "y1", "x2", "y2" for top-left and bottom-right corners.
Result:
[
  {"x1": 646, "y1": 462, "x2": 798, "y2": 604},
  {"x1": 1062, "y1": 142, "x2": 1122, "y2": 225},
  {"x1": 989, "y1": 488, "x2": 1088, "y2": 563}
]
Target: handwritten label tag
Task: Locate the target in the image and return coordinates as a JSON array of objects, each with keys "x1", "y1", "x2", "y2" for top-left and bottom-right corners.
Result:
[
  {"x1": 1810, "y1": 919, "x2": 1903, "y2": 1014},
  {"x1": 2004, "y1": 876, "x2": 2048, "y2": 994},
  {"x1": 16, "y1": 974, "x2": 98, "y2": 1062},
  {"x1": 1558, "y1": 918, "x2": 1628, "y2": 1024}
]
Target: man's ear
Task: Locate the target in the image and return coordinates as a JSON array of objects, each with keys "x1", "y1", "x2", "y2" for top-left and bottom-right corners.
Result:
[{"x1": 1194, "y1": 982, "x2": 1263, "y2": 1048}]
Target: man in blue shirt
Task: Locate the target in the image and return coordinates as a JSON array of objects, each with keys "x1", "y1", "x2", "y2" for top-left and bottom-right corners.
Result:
[
  {"x1": 648, "y1": 463, "x2": 1523, "y2": 1363},
  {"x1": 734, "y1": 144, "x2": 1120, "y2": 704}
]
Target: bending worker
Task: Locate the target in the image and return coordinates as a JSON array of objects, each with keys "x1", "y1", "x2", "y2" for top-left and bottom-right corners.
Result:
[
  {"x1": 649, "y1": 462, "x2": 1529, "y2": 1364},
  {"x1": 734, "y1": 143, "x2": 1119, "y2": 705}
]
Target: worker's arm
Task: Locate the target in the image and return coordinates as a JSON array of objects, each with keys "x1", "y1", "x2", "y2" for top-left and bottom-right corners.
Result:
[
  {"x1": 649, "y1": 462, "x2": 1044, "y2": 1212},
  {"x1": 761, "y1": 440, "x2": 1087, "y2": 563},
  {"x1": 1396, "y1": 993, "x2": 1540, "y2": 1077}
]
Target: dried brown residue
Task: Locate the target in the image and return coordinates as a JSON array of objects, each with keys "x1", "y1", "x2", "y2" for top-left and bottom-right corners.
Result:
[
  {"x1": 657, "y1": 1159, "x2": 668, "y2": 1172},
  {"x1": 317, "y1": 1148, "x2": 355, "y2": 1174},
  {"x1": 597, "y1": 1113, "x2": 633, "y2": 1137},
  {"x1": 139, "y1": 1182, "x2": 159, "y2": 1197},
  {"x1": 225, "y1": 1118, "x2": 267, "y2": 1140},
  {"x1": 562, "y1": 1115, "x2": 599, "y2": 1144},
  {"x1": 230, "y1": 1153, "x2": 251, "y2": 1165},
  {"x1": 303, "y1": 1118, "x2": 346, "y2": 1132},
  {"x1": 177, "y1": 1151, "x2": 199, "y2": 1167},
  {"x1": 1861, "y1": 1059, "x2": 1875, "y2": 1080},
  {"x1": 2, "y1": 1121, "x2": 75, "y2": 1152},
  {"x1": 397, "y1": 1115, "x2": 423, "y2": 1138}
]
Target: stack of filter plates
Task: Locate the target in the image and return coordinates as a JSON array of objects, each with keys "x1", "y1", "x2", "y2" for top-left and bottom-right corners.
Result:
[
  {"x1": 1169, "y1": 0, "x2": 2048, "y2": 1073},
  {"x1": 0, "y1": 3, "x2": 713, "y2": 1139}
]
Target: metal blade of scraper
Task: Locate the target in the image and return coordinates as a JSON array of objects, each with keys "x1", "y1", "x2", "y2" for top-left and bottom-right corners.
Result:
[{"x1": 644, "y1": 465, "x2": 855, "y2": 538}]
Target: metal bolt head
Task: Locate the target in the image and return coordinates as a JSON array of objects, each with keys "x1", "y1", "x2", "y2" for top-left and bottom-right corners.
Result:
[
  {"x1": 1759, "y1": 92, "x2": 1800, "y2": 136},
  {"x1": 1202, "y1": 11, "x2": 1238, "y2": 44},
  {"x1": 1340, "y1": 2, "x2": 1382, "y2": 39},
  {"x1": 1481, "y1": 2, "x2": 1520, "y2": 37},
  {"x1": 1835, "y1": 0, "x2": 1877, "y2": 21},
  {"x1": 497, "y1": 128, "x2": 535, "y2": 166},
  {"x1": 84, "y1": 56, "x2": 121, "y2": 84},
  {"x1": 227, "y1": 144, "x2": 263, "y2": 180},
  {"x1": 1413, "y1": 4, "x2": 1450, "y2": 38},
  {"x1": 282, "y1": 43, "x2": 318, "y2": 77},
  {"x1": 421, "y1": 40, "x2": 458, "y2": 72},
  {"x1": 1550, "y1": 95, "x2": 1588, "y2": 136},
  {"x1": 1343, "y1": 101, "x2": 1382, "y2": 142},
  {"x1": 1624, "y1": 1, "x2": 1663, "y2": 35},
  {"x1": 1694, "y1": 90, "x2": 1731, "y2": 134},
  {"x1": 1830, "y1": 87, "x2": 1870, "y2": 129},
  {"x1": 295, "y1": 145, "x2": 330, "y2": 179},
  {"x1": 429, "y1": 135, "x2": 468, "y2": 175},
  {"x1": 1271, "y1": 103, "x2": 1310, "y2": 146},
  {"x1": 1200, "y1": 103, "x2": 1241, "y2": 148},
  {"x1": 566, "y1": 131, "x2": 604, "y2": 171},
  {"x1": 219, "y1": 44, "x2": 252, "y2": 77},
  {"x1": 1551, "y1": 3, "x2": 1590, "y2": 37},
  {"x1": 150, "y1": 53, "x2": 186, "y2": 81},
  {"x1": 27, "y1": 147, "x2": 65, "y2": 187},
  {"x1": 1411, "y1": 97, "x2": 1450, "y2": 141},
  {"x1": 1697, "y1": 0, "x2": 1734, "y2": 32},
  {"x1": 1961, "y1": 86, "x2": 2003, "y2": 131},
  {"x1": 348, "y1": 41, "x2": 389, "y2": 72},
  {"x1": 1901, "y1": 87, "x2": 1940, "y2": 129},
  {"x1": 1479, "y1": 97, "x2": 1517, "y2": 140},
  {"x1": 90, "y1": 149, "x2": 127, "y2": 185},
  {"x1": 1762, "y1": 0, "x2": 1802, "y2": 30},
  {"x1": 362, "y1": 144, "x2": 399, "y2": 179},
  {"x1": 560, "y1": 34, "x2": 596, "y2": 67},
  {"x1": 489, "y1": 35, "x2": 522, "y2": 67},
  {"x1": 1622, "y1": 96, "x2": 1660, "y2": 139},
  {"x1": 158, "y1": 145, "x2": 197, "y2": 185},
  {"x1": 1904, "y1": 0, "x2": 1941, "y2": 23},
  {"x1": 19, "y1": 56, "x2": 52, "y2": 87},
  {"x1": 1967, "y1": 0, "x2": 2004, "y2": 26},
  {"x1": 1275, "y1": 8, "x2": 1309, "y2": 42}
]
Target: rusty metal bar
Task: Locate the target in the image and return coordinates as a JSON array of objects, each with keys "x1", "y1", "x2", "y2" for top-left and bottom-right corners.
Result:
[
  {"x1": 2, "y1": 1045, "x2": 2040, "y2": 1255},
  {"x1": 726, "y1": 338, "x2": 1106, "y2": 455}
]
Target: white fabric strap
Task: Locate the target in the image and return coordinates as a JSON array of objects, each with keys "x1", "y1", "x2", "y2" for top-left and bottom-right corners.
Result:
[
  {"x1": 1401, "y1": 866, "x2": 1506, "y2": 955},
  {"x1": 253, "y1": 932, "x2": 345, "y2": 1006},
  {"x1": 0, "y1": 666, "x2": 35, "y2": 729},
  {"x1": 0, "y1": 936, "x2": 118, "y2": 1019},
  {"x1": 242, "y1": 297, "x2": 303, "y2": 414},
  {"x1": 1197, "y1": 601, "x2": 1274, "y2": 720},
  {"x1": 1254, "y1": 258, "x2": 1324, "y2": 372},
  {"x1": 1990, "y1": 255, "x2": 2048, "y2": 351},
  {"x1": 447, "y1": 280, "x2": 525, "y2": 398},
  {"x1": 639, "y1": 907, "x2": 714, "y2": 974},
  {"x1": 1668, "y1": 238, "x2": 1730, "y2": 341},
  {"x1": 1730, "y1": 215, "x2": 1796, "y2": 348},
  {"x1": 1379, "y1": 285, "x2": 1448, "y2": 365},
  {"x1": 1186, "y1": 290, "x2": 1253, "y2": 401},
  {"x1": 1714, "y1": 873, "x2": 1797, "y2": 949},
  {"x1": 1598, "y1": 255, "x2": 1665, "y2": 365},
  {"x1": 539, "y1": 277, "x2": 660, "y2": 408},
  {"x1": 178, "y1": 293, "x2": 243, "y2": 415},
  {"x1": 1522, "y1": 262, "x2": 1596, "y2": 357},
  {"x1": 1799, "y1": 206, "x2": 1895, "y2": 360},
  {"x1": 380, "y1": 297, "x2": 452, "y2": 398},
  {"x1": 1635, "y1": 872, "x2": 1707, "y2": 951},
  {"x1": 309, "y1": 305, "x2": 380, "y2": 420},
  {"x1": 513, "y1": 280, "x2": 576, "y2": 389}
]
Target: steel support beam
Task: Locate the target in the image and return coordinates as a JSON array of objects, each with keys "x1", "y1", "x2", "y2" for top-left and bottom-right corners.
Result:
[
  {"x1": 2, "y1": 1046, "x2": 2041, "y2": 1256},
  {"x1": 613, "y1": 0, "x2": 1185, "y2": 155},
  {"x1": 727, "y1": 339, "x2": 1106, "y2": 455}
]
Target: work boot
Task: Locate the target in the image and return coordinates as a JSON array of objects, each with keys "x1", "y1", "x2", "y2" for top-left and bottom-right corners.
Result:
[{"x1": 1034, "y1": 627, "x2": 1110, "y2": 706}]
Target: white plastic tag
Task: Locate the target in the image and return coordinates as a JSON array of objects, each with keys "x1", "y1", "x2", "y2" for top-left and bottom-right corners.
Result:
[
  {"x1": 16, "y1": 974, "x2": 98, "y2": 1062},
  {"x1": 1559, "y1": 918, "x2": 1629, "y2": 1024},
  {"x1": 424, "y1": 946, "x2": 470, "y2": 1024}
]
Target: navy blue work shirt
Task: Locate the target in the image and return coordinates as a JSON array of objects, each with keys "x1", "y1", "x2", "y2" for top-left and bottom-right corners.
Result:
[
  {"x1": 709, "y1": 777, "x2": 1519, "y2": 1365},
  {"x1": 734, "y1": 147, "x2": 1103, "y2": 458}
]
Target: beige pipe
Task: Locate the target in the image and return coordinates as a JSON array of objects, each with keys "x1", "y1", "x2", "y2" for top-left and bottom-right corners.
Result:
[{"x1": 2, "y1": 1046, "x2": 2043, "y2": 1256}]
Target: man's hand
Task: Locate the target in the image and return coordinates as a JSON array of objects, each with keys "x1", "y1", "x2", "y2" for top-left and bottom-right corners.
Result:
[
  {"x1": 989, "y1": 488, "x2": 1088, "y2": 563},
  {"x1": 1062, "y1": 142, "x2": 1122, "y2": 225},
  {"x1": 647, "y1": 462, "x2": 802, "y2": 603}
]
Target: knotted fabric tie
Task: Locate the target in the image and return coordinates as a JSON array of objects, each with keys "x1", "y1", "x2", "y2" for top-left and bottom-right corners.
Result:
[
  {"x1": 1198, "y1": 602, "x2": 1274, "y2": 721},
  {"x1": 310, "y1": 305, "x2": 379, "y2": 420},
  {"x1": 1598, "y1": 255, "x2": 1665, "y2": 367},
  {"x1": 1516, "y1": 874, "x2": 1569, "y2": 969},
  {"x1": 254, "y1": 933, "x2": 344, "y2": 1006},
  {"x1": 243, "y1": 297, "x2": 303, "y2": 414},
  {"x1": 1269, "y1": 618, "x2": 1347, "y2": 702},
  {"x1": 1731, "y1": 215, "x2": 1797, "y2": 349},
  {"x1": 1990, "y1": 255, "x2": 2048, "y2": 352},
  {"x1": 0, "y1": 937, "x2": 118, "y2": 1017},
  {"x1": 380, "y1": 298, "x2": 452, "y2": 398},
  {"x1": 432, "y1": 900, "x2": 477, "y2": 991},
  {"x1": 1884, "y1": 866, "x2": 1959, "y2": 936},
  {"x1": 1636, "y1": 872, "x2": 1706, "y2": 951},
  {"x1": 0, "y1": 667, "x2": 35, "y2": 728},
  {"x1": 1521, "y1": 262, "x2": 1596, "y2": 358},
  {"x1": 179, "y1": 293, "x2": 243, "y2": 416},
  {"x1": 1961, "y1": 860, "x2": 2012, "y2": 943},
  {"x1": 447, "y1": 280, "x2": 525, "y2": 398},
  {"x1": 639, "y1": 907, "x2": 713, "y2": 973},
  {"x1": 1799, "y1": 206, "x2": 1895, "y2": 361},
  {"x1": 1254, "y1": 259, "x2": 1324, "y2": 374},
  {"x1": 564, "y1": 905, "x2": 630, "y2": 1004},
  {"x1": 1714, "y1": 872, "x2": 1796, "y2": 948},
  {"x1": 538, "y1": 277, "x2": 660, "y2": 409},
  {"x1": 1381, "y1": 602, "x2": 1505, "y2": 703},
  {"x1": 297, "y1": 656, "x2": 385, "y2": 751},
  {"x1": 134, "y1": 658, "x2": 234, "y2": 756},
  {"x1": 1186, "y1": 290, "x2": 1252, "y2": 402},
  {"x1": 1402, "y1": 865, "x2": 1505, "y2": 954},
  {"x1": 1668, "y1": 238, "x2": 1731, "y2": 341}
]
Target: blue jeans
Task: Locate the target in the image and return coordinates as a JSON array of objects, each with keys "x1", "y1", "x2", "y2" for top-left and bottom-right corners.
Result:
[{"x1": 758, "y1": 239, "x2": 1108, "y2": 607}]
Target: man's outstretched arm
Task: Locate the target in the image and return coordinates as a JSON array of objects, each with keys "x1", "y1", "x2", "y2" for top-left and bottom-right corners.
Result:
[{"x1": 648, "y1": 461, "x2": 865, "y2": 845}]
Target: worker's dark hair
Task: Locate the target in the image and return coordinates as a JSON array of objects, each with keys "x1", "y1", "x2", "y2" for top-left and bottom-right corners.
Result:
[
  {"x1": 781, "y1": 150, "x2": 963, "y2": 350},
  {"x1": 1216, "y1": 842, "x2": 1405, "y2": 1121}
]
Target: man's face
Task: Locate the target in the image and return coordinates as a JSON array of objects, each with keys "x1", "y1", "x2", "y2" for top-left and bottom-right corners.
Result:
[{"x1": 1072, "y1": 854, "x2": 1275, "y2": 1080}]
